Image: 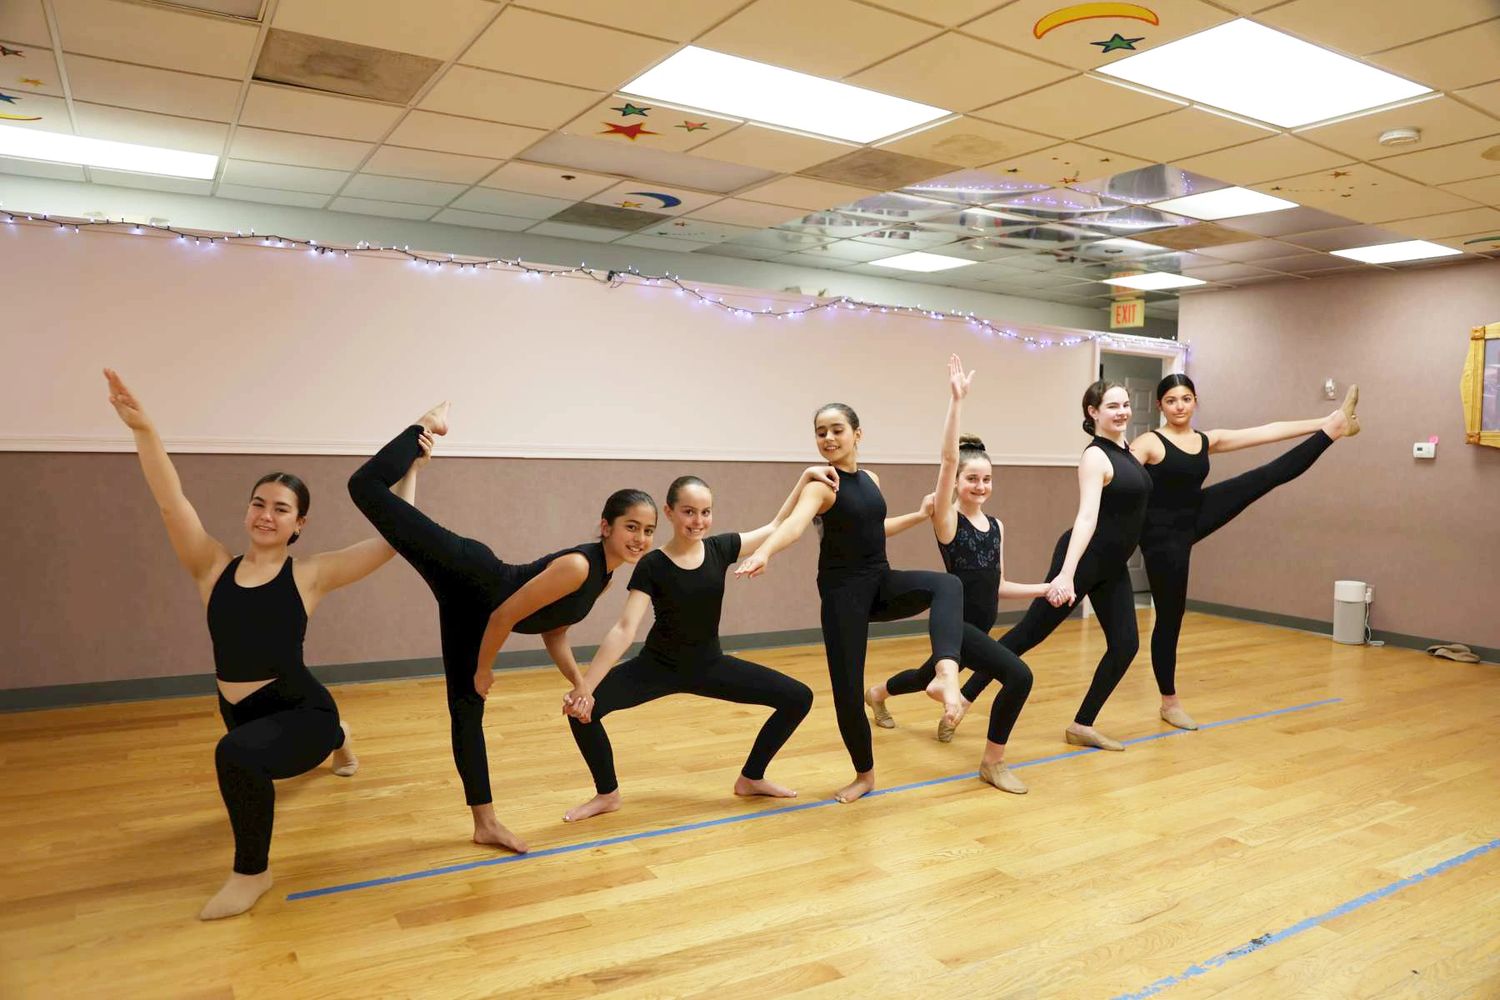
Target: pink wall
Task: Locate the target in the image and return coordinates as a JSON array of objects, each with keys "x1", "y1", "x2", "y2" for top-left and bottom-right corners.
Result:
[{"x1": 1179, "y1": 260, "x2": 1499, "y2": 650}]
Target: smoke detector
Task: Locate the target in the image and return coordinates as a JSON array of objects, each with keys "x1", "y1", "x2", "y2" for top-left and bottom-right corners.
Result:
[{"x1": 1377, "y1": 127, "x2": 1421, "y2": 147}]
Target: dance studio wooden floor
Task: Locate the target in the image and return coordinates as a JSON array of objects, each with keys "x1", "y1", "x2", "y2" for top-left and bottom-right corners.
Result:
[{"x1": 3, "y1": 611, "x2": 1498, "y2": 999}]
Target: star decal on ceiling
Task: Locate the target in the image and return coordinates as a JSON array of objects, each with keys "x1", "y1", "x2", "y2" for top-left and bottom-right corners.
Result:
[
  {"x1": 1270, "y1": 186, "x2": 1283, "y2": 191},
  {"x1": 1005, "y1": 167, "x2": 1020, "y2": 173},
  {"x1": 617, "y1": 200, "x2": 645, "y2": 209},
  {"x1": 671, "y1": 220, "x2": 690, "y2": 227},
  {"x1": 1059, "y1": 174, "x2": 1080, "y2": 184},
  {"x1": 1330, "y1": 169, "x2": 1350, "y2": 178},
  {"x1": 0, "y1": 92, "x2": 17, "y2": 103},
  {"x1": 676, "y1": 120, "x2": 708, "y2": 132},
  {"x1": 0, "y1": 46, "x2": 22, "y2": 57},
  {"x1": 612, "y1": 103, "x2": 650, "y2": 117},
  {"x1": 20, "y1": 78, "x2": 42, "y2": 86},
  {"x1": 600, "y1": 121, "x2": 658, "y2": 140},
  {"x1": 1091, "y1": 33, "x2": 1145, "y2": 53}
]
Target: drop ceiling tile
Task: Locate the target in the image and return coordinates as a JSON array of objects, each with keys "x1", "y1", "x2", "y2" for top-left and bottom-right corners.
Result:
[
  {"x1": 1177, "y1": 262, "x2": 1281, "y2": 281},
  {"x1": 386, "y1": 111, "x2": 545, "y2": 160},
  {"x1": 614, "y1": 233, "x2": 717, "y2": 252},
  {"x1": 775, "y1": 249, "x2": 860, "y2": 269},
  {"x1": 797, "y1": 238, "x2": 911, "y2": 262},
  {"x1": 64, "y1": 56, "x2": 241, "y2": 121},
  {"x1": 1086, "y1": 108, "x2": 1275, "y2": 163},
  {"x1": 1375, "y1": 134, "x2": 1500, "y2": 186},
  {"x1": 1457, "y1": 80, "x2": 1500, "y2": 119},
  {"x1": 729, "y1": 229, "x2": 836, "y2": 251},
  {"x1": 1173, "y1": 135, "x2": 1354, "y2": 186},
  {"x1": 221, "y1": 159, "x2": 351, "y2": 194},
  {"x1": 1442, "y1": 174, "x2": 1500, "y2": 206},
  {"x1": 0, "y1": 91, "x2": 70, "y2": 132},
  {"x1": 52, "y1": 0, "x2": 258, "y2": 78},
  {"x1": 560, "y1": 98, "x2": 738, "y2": 152},
  {"x1": 1383, "y1": 206, "x2": 1500, "y2": 238},
  {"x1": 272, "y1": 0, "x2": 495, "y2": 61},
  {"x1": 686, "y1": 198, "x2": 805, "y2": 228},
  {"x1": 878, "y1": 117, "x2": 1053, "y2": 168},
  {"x1": 228, "y1": 128, "x2": 374, "y2": 171},
  {"x1": 253, "y1": 29, "x2": 442, "y2": 104},
  {"x1": 852, "y1": 227, "x2": 962, "y2": 249},
  {"x1": 1134, "y1": 220, "x2": 1257, "y2": 250},
  {"x1": 742, "y1": 175, "x2": 882, "y2": 211},
  {"x1": 343, "y1": 173, "x2": 467, "y2": 206},
  {"x1": 1279, "y1": 224, "x2": 1412, "y2": 251},
  {"x1": 1437, "y1": 230, "x2": 1500, "y2": 252},
  {"x1": 527, "y1": 220, "x2": 627, "y2": 243},
  {"x1": 0, "y1": 155, "x2": 86, "y2": 181},
  {"x1": 1255, "y1": 0, "x2": 1498, "y2": 56},
  {"x1": 544, "y1": 201, "x2": 669, "y2": 231},
  {"x1": 89, "y1": 168, "x2": 212, "y2": 195},
  {"x1": 517, "y1": 0, "x2": 751, "y2": 42},
  {"x1": 215, "y1": 183, "x2": 331, "y2": 208},
  {"x1": 241, "y1": 83, "x2": 405, "y2": 142},
  {"x1": 694, "y1": 243, "x2": 788, "y2": 261},
  {"x1": 73, "y1": 104, "x2": 228, "y2": 154},
  {"x1": 904, "y1": 168, "x2": 1051, "y2": 204},
  {"x1": 922, "y1": 238, "x2": 1032, "y2": 262},
  {"x1": 420, "y1": 66, "x2": 600, "y2": 129},
  {"x1": 1256, "y1": 252, "x2": 1365, "y2": 274},
  {"x1": 849, "y1": 33, "x2": 1072, "y2": 113},
  {"x1": 329, "y1": 196, "x2": 438, "y2": 221},
  {"x1": 973, "y1": 75, "x2": 1181, "y2": 140},
  {"x1": 364, "y1": 145, "x2": 499, "y2": 184},
  {"x1": 1367, "y1": 19, "x2": 1500, "y2": 91},
  {"x1": 1, "y1": 45, "x2": 64, "y2": 98},
  {"x1": 479, "y1": 161, "x2": 617, "y2": 199},
  {"x1": 700, "y1": 0, "x2": 940, "y2": 78},
  {"x1": 980, "y1": 142, "x2": 1150, "y2": 185},
  {"x1": 430, "y1": 208, "x2": 535, "y2": 231},
  {"x1": 861, "y1": 0, "x2": 1015, "y2": 26},
  {"x1": 964, "y1": 0, "x2": 1234, "y2": 71},
  {"x1": 692, "y1": 125, "x2": 857, "y2": 173},
  {"x1": 465, "y1": 8, "x2": 675, "y2": 91},
  {"x1": 1215, "y1": 205, "x2": 1358, "y2": 237},
  {"x1": 586, "y1": 181, "x2": 719, "y2": 216},
  {"x1": 800, "y1": 147, "x2": 958, "y2": 190},
  {"x1": 632, "y1": 217, "x2": 755, "y2": 244},
  {"x1": 0, "y1": 4, "x2": 49, "y2": 46},
  {"x1": 1193, "y1": 238, "x2": 1306, "y2": 261},
  {"x1": 1253, "y1": 163, "x2": 1479, "y2": 222},
  {"x1": 521, "y1": 132, "x2": 776, "y2": 192},
  {"x1": 451, "y1": 187, "x2": 573, "y2": 219},
  {"x1": 1296, "y1": 96, "x2": 1499, "y2": 162}
]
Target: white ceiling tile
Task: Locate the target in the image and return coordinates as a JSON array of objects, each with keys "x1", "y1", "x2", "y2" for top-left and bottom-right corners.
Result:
[
  {"x1": 450, "y1": 187, "x2": 573, "y2": 219},
  {"x1": 0, "y1": 4, "x2": 50, "y2": 47},
  {"x1": 613, "y1": 233, "x2": 716, "y2": 252},
  {"x1": 431, "y1": 207, "x2": 535, "y2": 231},
  {"x1": 240, "y1": 83, "x2": 405, "y2": 142},
  {"x1": 1457, "y1": 80, "x2": 1500, "y2": 119},
  {"x1": 386, "y1": 111, "x2": 544, "y2": 160},
  {"x1": 685, "y1": 198, "x2": 805, "y2": 228},
  {"x1": 63, "y1": 56, "x2": 241, "y2": 121},
  {"x1": 586, "y1": 181, "x2": 719, "y2": 216},
  {"x1": 1, "y1": 47, "x2": 65, "y2": 98},
  {"x1": 729, "y1": 228, "x2": 835, "y2": 250},
  {"x1": 849, "y1": 33, "x2": 1072, "y2": 113},
  {"x1": 272, "y1": 0, "x2": 496, "y2": 61},
  {"x1": 560, "y1": 97, "x2": 738, "y2": 152},
  {"x1": 775, "y1": 249, "x2": 859, "y2": 268},
  {"x1": 964, "y1": 0, "x2": 1234, "y2": 72},
  {"x1": 364, "y1": 145, "x2": 499, "y2": 183},
  {"x1": 1295, "y1": 96, "x2": 1500, "y2": 161},
  {"x1": 464, "y1": 8, "x2": 675, "y2": 91},
  {"x1": 0, "y1": 91, "x2": 70, "y2": 132},
  {"x1": 1086, "y1": 107, "x2": 1276, "y2": 163},
  {"x1": 517, "y1": 0, "x2": 748, "y2": 42},
  {"x1": 980, "y1": 142, "x2": 1150, "y2": 184},
  {"x1": 479, "y1": 161, "x2": 617, "y2": 199},
  {"x1": 1383, "y1": 206, "x2": 1500, "y2": 238},
  {"x1": 52, "y1": 0, "x2": 258, "y2": 78},
  {"x1": 520, "y1": 131, "x2": 776, "y2": 192},
  {"x1": 228, "y1": 128, "x2": 373, "y2": 171},
  {"x1": 72, "y1": 103, "x2": 228, "y2": 154},
  {"x1": 0, "y1": 155, "x2": 86, "y2": 181},
  {"x1": 89, "y1": 167, "x2": 212, "y2": 195},
  {"x1": 419, "y1": 65, "x2": 600, "y2": 129},
  {"x1": 741, "y1": 176, "x2": 881, "y2": 211},
  {"x1": 1436, "y1": 230, "x2": 1500, "y2": 252},
  {"x1": 221, "y1": 159, "x2": 351, "y2": 194},
  {"x1": 1367, "y1": 19, "x2": 1500, "y2": 91},
  {"x1": 1256, "y1": 0, "x2": 1499, "y2": 56},
  {"x1": 631, "y1": 217, "x2": 755, "y2": 243},
  {"x1": 860, "y1": 0, "x2": 1014, "y2": 26},
  {"x1": 878, "y1": 116, "x2": 1054, "y2": 168},
  {"x1": 1174, "y1": 135, "x2": 1355, "y2": 186},
  {"x1": 526, "y1": 220, "x2": 625, "y2": 243},
  {"x1": 974, "y1": 76, "x2": 1182, "y2": 140},
  {"x1": 700, "y1": 0, "x2": 940, "y2": 78},
  {"x1": 690, "y1": 124, "x2": 856, "y2": 173},
  {"x1": 1252, "y1": 163, "x2": 1480, "y2": 221},
  {"x1": 329, "y1": 196, "x2": 439, "y2": 221},
  {"x1": 215, "y1": 183, "x2": 331, "y2": 208},
  {"x1": 1441, "y1": 174, "x2": 1500, "y2": 206},
  {"x1": 1376, "y1": 134, "x2": 1500, "y2": 186},
  {"x1": 797, "y1": 238, "x2": 909, "y2": 261},
  {"x1": 343, "y1": 174, "x2": 467, "y2": 206}
]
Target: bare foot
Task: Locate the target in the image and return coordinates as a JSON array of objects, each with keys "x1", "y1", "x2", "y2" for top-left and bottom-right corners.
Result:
[
  {"x1": 474, "y1": 666, "x2": 494, "y2": 699},
  {"x1": 418, "y1": 401, "x2": 451, "y2": 436},
  {"x1": 331, "y1": 721, "x2": 358, "y2": 777},
  {"x1": 865, "y1": 685, "x2": 895, "y2": 729},
  {"x1": 473, "y1": 819, "x2": 529, "y2": 852},
  {"x1": 563, "y1": 790, "x2": 621, "y2": 823},
  {"x1": 834, "y1": 772, "x2": 875, "y2": 804},
  {"x1": 734, "y1": 775, "x2": 797, "y2": 798},
  {"x1": 198, "y1": 870, "x2": 273, "y2": 920}
]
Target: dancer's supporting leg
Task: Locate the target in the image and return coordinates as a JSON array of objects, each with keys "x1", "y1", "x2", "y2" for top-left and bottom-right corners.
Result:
[
  {"x1": 1142, "y1": 530, "x2": 1193, "y2": 726},
  {"x1": 1067, "y1": 570, "x2": 1139, "y2": 751},
  {"x1": 565, "y1": 654, "x2": 681, "y2": 822},
  {"x1": 820, "y1": 576, "x2": 881, "y2": 803}
]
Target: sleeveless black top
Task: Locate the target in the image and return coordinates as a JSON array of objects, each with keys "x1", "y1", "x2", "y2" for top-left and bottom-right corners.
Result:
[
  {"x1": 1087, "y1": 436, "x2": 1152, "y2": 563},
  {"x1": 509, "y1": 541, "x2": 613, "y2": 634},
  {"x1": 817, "y1": 468, "x2": 888, "y2": 587},
  {"x1": 1145, "y1": 430, "x2": 1210, "y2": 531},
  {"x1": 938, "y1": 513, "x2": 1002, "y2": 630},
  {"x1": 207, "y1": 556, "x2": 308, "y2": 683}
]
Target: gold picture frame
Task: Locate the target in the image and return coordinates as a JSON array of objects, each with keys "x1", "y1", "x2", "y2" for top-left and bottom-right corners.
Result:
[{"x1": 1461, "y1": 322, "x2": 1500, "y2": 447}]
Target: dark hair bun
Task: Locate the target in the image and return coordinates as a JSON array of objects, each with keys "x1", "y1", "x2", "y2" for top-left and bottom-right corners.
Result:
[{"x1": 958, "y1": 433, "x2": 986, "y2": 451}]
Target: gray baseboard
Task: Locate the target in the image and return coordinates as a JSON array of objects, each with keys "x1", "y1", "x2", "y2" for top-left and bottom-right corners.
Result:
[{"x1": 1185, "y1": 600, "x2": 1498, "y2": 665}]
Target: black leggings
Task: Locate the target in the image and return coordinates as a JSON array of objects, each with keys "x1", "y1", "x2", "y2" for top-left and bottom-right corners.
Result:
[
  {"x1": 568, "y1": 650, "x2": 813, "y2": 794},
  {"x1": 216, "y1": 674, "x2": 343, "y2": 875},
  {"x1": 819, "y1": 568, "x2": 964, "y2": 773},
  {"x1": 885, "y1": 623, "x2": 1034, "y2": 744},
  {"x1": 349, "y1": 425, "x2": 525, "y2": 807},
  {"x1": 1142, "y1": 431, "x2": 1332, "y2": 696},
  {"x1": 961, "y1": 536, "x2": 1139, "y2": 727}
]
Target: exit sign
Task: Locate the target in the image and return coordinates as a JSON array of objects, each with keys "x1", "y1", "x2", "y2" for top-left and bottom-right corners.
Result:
[{"x1": 1111, "y1": 298, "x2": 1145, "y2": 328}]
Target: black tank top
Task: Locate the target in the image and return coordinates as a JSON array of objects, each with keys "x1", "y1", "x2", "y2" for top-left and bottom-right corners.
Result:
[
  {"x1": 938, "y1": 513, "x2": 1002, "y2": 630},
  {"x1": 817, "y1": 468, "x2": 888, "y2": 586},
  {"x1": 510, "y1": 541, "x2": 613, "y2": 634},
  {"x1": 1145, "y1": 430, "x2": 1210, "y2": 530},
  {"x1": 207, "y1": 556, "x2": 308, "y2": 683},
  {"x1": 1087, "y1": 436, "x2": 1152, "y2": 563}
]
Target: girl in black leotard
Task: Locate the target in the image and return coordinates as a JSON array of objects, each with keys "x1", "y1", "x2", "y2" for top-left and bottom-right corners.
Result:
[
  {"x1": 958, "y1": 380, "x2": 1152, "y2": 751},
  {"x1": 865, "y1": 356, "x2": 1051, "y2": 794},
  {"x1": 1131, "y1": 374, "x2": 1359, "y2": 730},
  {"x1": 736, "y1": 380, "x2": 966, "y2": 804},
  {"x1": 104, "y1": 370, "x2": 428, "y2": 921},
  {"x1": 348, "y1": 405, "x2": 656, "y2": 853},
  {"x1": 558, "y1": 469, "x2": 838, "y2": 822}
]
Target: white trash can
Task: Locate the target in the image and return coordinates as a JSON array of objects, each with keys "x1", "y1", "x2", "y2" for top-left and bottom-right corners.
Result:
[{"x1": 1333, "y1": 580, "x2": 1371, "y2": 645}]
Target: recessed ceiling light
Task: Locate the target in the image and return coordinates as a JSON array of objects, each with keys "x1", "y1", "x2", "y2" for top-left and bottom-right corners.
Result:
[
  {"x1": 1329, "y1": 240, "x2": 1462, "y2": 264},
  {"x1": 870, "y1": 251, "x2": 978, "y2": 272},
  {"x1": 0, "y1": 126, "x2": 218, "y2": 179},
  {"x1": 621, "y1": 46, "x2": 951, "y2": 144},
  {"x1": 1095, "y1": 19, "x2": 1430, "y2": 129},
  {"x1": 1149, "y1": 187, "x2": 1297, "y2": 221},
  {"x1": 1102, "y1": 272, "x2": 1207, "y2": 290}
]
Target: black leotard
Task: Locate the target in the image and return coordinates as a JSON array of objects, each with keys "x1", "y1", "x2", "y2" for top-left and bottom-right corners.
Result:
[
  {"x1": 207, "y1": 556, "x2": 308, "y2": 683},
  {"x1": 939, "y1": 513, "x2": 1002, "y2": 631}
]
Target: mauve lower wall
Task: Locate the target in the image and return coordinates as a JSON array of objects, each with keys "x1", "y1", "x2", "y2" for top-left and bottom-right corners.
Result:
[
  {"x1": 1179, "y1": 260, "x2": 1500, "y2": 649},
  {"x1": 2, "y1": 452, "x2": 1077, "y2": 690}
]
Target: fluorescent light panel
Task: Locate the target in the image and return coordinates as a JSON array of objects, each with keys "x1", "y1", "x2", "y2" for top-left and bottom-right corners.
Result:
[
  {"x1": 621, "y1": 46, "x2": 951, "y2": 144},
  {"x1": 1102, "y1": 272, "x2": 1206, "y2": 290},
  {"x1": 1329, "y1": 240, "x2": 1462, "y2": 264},
  {"x1": 0, "y1": 125, "x2": 218, "y2": 179},
  {"x1": 870, "y1": 251, "x2": 977, "y2": 272},
  {"x1": 1150, "y1": 186, "x2": 1297, "y2": 221},
  {"x1": 1096, "y1": 19, "x2": 1430, "y2": 129}
]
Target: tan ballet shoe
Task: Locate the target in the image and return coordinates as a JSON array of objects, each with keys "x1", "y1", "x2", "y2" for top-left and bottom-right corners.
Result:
[
  {"x1": 979, "y1": 762, "x2": 1028, "y2": 794},
  {"x1": 1065, "y1": 728, "x2": 1124, "y2": 752},
  {"x1": 936, "y1": 717, "x2": 956, "y2": 743},
  {"x1": 1160, "y1": 705, "x2": 1199, "y2": 731},
  {"x1": 1340, "y1": 384, "x2": 1360, "y2": 438},
  {"x1": 866, "y1": 692, "x2": 895, "y2": 729}
]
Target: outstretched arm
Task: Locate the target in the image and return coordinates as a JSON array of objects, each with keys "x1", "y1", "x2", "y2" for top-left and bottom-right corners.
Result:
[
  {"x1": 884, "y1": 493, "x2": 935, "y2": 537},
  {"x1": 1046, "y1": 450, "x2": 1110, "y2": 607},
  {"x1": 994, "y1": 522, "x2": 1050, "y2": 601},
  {"x1": 473, "y1": 553, "x2": 590, "y2": 697},
  {"x1": 932, "y1": 354, "x2": 972, "y2": 545},
  {"x1": 738, "y1": 466, "x2": 839, "y2": 552},
  {"x1": 104, "y1": 369, "x2": 228, "y2": 584},
  {"x1": 1208, "y1": 418, "x2": 1325, "y2": 454},
  {"x1": 735, "y1": 482, "x2": 835, "y2": 579},
  {"x1": 564, "y1": 589, "x2": 652, "y2": 723}
]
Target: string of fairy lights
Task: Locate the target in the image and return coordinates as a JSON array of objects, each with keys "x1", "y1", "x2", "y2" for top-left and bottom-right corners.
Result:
[{"x1": 2, "y1": 208, "x2": 1186, "y2": 355}]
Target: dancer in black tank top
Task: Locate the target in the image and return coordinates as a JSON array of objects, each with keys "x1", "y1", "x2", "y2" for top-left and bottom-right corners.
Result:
[
  {"x1": 348, "y1": 405, "x2": 657, "y2": 852},
  {"x1": 1132, "y1": 374, "x2": 1360, "y2": 730},
  {"x1": 558, "y1": 471, "x2": 837, "y2": 822},
  {"x1": 104, "y1": 370, "x2": 428, "y2": 920},
  {"x1": 736, "y1": 377, "x2": 966, "y2": 804},
  {"x1": 866, "y1": 357, "x2": 1051, "y2": 793},
  {"x1": 959, "y1": 381, "x2": 1153, "y2": 751}
]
